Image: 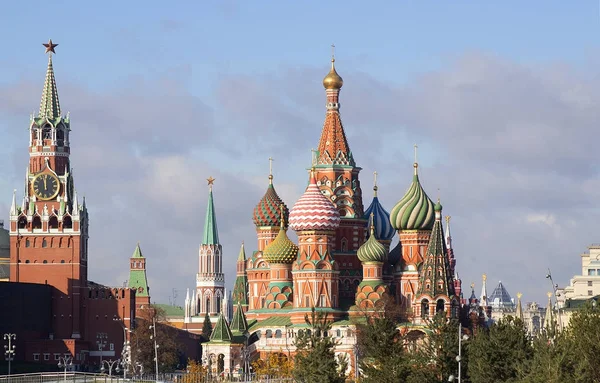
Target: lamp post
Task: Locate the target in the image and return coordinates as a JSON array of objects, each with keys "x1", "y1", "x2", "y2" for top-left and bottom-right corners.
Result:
[
  {"x1": 449, "y1": 322, "x2": 469, "y2": 383},
  {"x1": 546, "y1": 268, "x2": 563, "y2": 331},
  {"x1": 149, "y1": 316, "x2": 159, "y2": 378},
  {"x1": 101, "y1": 358, "x2": 121, "y2": 376},
  {"x1": 3, "y1": 333, "x2": 16, "y2": 376},
  {"x1": 96, "y1": 332, "x2": 107, "y2": 368},
  {"x1": 135, "y1": 362, "x2": 144, "y2": 379},
  {"x1": 57, "y1": 355, "x2": 73, "y2": 382}
]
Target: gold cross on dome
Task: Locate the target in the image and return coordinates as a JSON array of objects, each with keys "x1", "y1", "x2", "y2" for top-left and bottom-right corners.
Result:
[
  {"x1": 331, "y1": 44, "x2": 335, "y2": 61},
  {"x1": 373, "y1": 171, "x2": 378, "y2": 187},
  {"x1": 268, "y1": 157, "x2": 274, "y2": 176},
  {"x1": 413, "y1": 144, "x2": 418, "y2": 164}
]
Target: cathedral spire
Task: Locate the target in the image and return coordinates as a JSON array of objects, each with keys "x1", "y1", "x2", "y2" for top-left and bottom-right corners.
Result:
[
  {"x1": 316, "y1": 47, "x2": 353, "y2": 167},
  {"x1": 516, "y1": 292, "x2": 523, "y2": 321},
  {"x1": 39, "y1": 40, "x2": 61, "y2": 119},
  {"x1": 10, "y1": 189, "x2": 17, "y2": 216},
  {"x1": 202, "y1": 177, "x2": 219, "y2": 245}
]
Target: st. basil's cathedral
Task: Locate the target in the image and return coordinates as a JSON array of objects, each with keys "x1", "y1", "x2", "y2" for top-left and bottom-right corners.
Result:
[{"x1": 187, "y1": 51, "x2": 464, "y2": 373}]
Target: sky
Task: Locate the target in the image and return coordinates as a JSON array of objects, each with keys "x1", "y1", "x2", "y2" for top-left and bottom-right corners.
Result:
[{"x1": 1, "y1": 1, "x2": 600, "y2": 307}]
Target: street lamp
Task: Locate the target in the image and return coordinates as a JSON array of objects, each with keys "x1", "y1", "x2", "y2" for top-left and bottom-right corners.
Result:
[
  {"x1": 57, "y1": 355, "x2": 73, "y2": 382},
  {"x1": 101, "y1": 358, "x2": 121, "y2": 376},
  {"x1": 96, "y1": 332, "x2": 108, "y2": 368},
  {"x1": 454, "y1": 322, "x2": 469, "y2": 383},
  {"x1": 149, "y1": 316, "x2": 160, "y2": 378},
  {"x1": 3, "y1": 333, "x2": 16, "y2": 376},
  {"x1": 135, "y1": 362, "x2": 144, "y2": 378},
  {"x1": 546, "y1": 268, "x2": 563, "y2": 331}
]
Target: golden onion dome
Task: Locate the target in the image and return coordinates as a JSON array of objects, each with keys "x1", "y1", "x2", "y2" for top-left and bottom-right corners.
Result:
[{"x1": 323, "y1": 59, "x2": 344, "y2": 90}]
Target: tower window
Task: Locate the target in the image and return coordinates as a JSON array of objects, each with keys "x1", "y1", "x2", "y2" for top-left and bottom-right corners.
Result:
[
  {"x1": 42, "y1": 126, "x2": 52, "y2": 140},
  {"x1": 63, "y1": 216, "x2": 72, "y2": 229},
  {"x1": 32, "y1": 216, "x2": 42, "y2": 229},
  {"x1": 42, "y1": 239, "x2": 48, "y2": 248},
  {"x1": 25, "y1": 239, "x2": 30, "y2": 248}
]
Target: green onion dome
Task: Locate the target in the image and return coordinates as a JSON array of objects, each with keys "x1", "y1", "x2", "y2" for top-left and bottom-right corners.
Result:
[
  {"x1": 357, "y1": 222, "x2": 388, "y2": 263},
  {"x1": 262, "y1": 225, "x2": 299, "y2": 264},
  {"x1": 390, "y1": 163, "x2": 435, "y2": 231}
]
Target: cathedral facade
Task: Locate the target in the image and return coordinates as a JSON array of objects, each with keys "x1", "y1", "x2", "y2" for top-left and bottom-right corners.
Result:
[{"x1": 188, "y1": 53, "x2": 464, "y2": 377}]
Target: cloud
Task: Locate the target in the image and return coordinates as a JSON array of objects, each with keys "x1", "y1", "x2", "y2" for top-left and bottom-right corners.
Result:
[{"x1": 1, "y1": 51, "x2": 599, "y2": 307}]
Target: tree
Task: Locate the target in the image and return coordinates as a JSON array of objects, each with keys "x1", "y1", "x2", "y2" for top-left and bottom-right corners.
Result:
[
  {"x1": 202, "y1": 312, "x2": 213, "y2": 340},
  {"x1": 293, "y1": 308, "x2": 346, "y2": 383},
  {"x1": 355, "y1": 298, "x2": 412, "y2": 383},
  {"x1": 412, "y1": 312, "x2": 462, "y2": 382},
  {"x1": 180, "y1": 359, "x2": 208, "y2": 383},
  {"x1": 562, "y1": 302, "x2": 600, "y2": 382},
  {"x1": 130, "y1": 306, "x2": 181, "y2": 373},
  {"x1": 518, "y1": 331, "x2": 574, "y2": 383},
  {"x1": 467, "y1": 316, "x2": 532, "y2": 383},
  {"x1": 252, "y1": 350, "x2": 293, "y2": 379}
]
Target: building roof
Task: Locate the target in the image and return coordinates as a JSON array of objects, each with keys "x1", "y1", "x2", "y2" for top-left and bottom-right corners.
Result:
[
  {"x1": 488, "y1": 281, "x2": 515, "y2": 309},
  {"x1": 39, "y1": 54, "x2": 61, "y2": 119},
  {"x1": 253, "y1": 180, "x2": 289, "y2": 228},
  {"x1": 364, "y1": 184, "x2": 395, "y2": 242},
  {"x1": 153, "y1": 304, "x2": 185, "y2": 318},
  {"x1": 390, "y1": 163, "x2": 435, "y2": 231},
  {"x1": 289, "y1": 171, "x2": 340, "y2": 232},
  {"x1": 202, "y1": 184, "x2": 220, "y2": 245},
  {"x1": 128, "y1": 243, "x2": 149, "y2": 297},
  {"x1": 357, "y1": 222, "x2": 387, "y2": 263},
  {"x1": 210, "y1": 313, "x2": 233, "y2": 343}
]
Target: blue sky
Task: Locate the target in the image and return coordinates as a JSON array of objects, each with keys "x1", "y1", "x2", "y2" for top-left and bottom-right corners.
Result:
[{"x1": 1, "y1": 1, "x2": 600, "y2": 306}]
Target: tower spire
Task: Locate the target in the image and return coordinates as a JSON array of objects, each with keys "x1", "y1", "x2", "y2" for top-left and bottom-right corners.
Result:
[
  {"x1": 373, "y1": 171, "x2": 378, "y2": 197},
  {"x1": 39, "y1": 39, "x2": 61, "y2": 119},
  {"x1": 202, "y1": 177, "x2": 219, "y2": 245},
  {"x1": 268, "y1": 157, "x2": 274, "y2": 184}
]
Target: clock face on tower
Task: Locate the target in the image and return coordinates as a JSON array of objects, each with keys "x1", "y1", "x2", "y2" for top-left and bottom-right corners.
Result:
[{"x1": 32, "y1": 173, "x2": 60, "y2": 200}]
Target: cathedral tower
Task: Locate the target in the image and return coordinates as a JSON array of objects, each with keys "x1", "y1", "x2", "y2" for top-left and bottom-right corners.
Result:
[
  {"x1": 289, "y1": 170, "x2": 341, "y2": 319},
  {"x1": 9, "y1": 40, "x2": 89, "y2": 340},
  {"x1": 232, "y1": 242, "x2": 249, "y2": 312},
  {"x1": 312, "y1": 50, "x2": 367, "y2": 303},
  {"x1": 196, "y1": 177, "x2": 225, "y2": 316},
  {"x1": 389, "y1": 153, "x2": 435, "y2": 312}
]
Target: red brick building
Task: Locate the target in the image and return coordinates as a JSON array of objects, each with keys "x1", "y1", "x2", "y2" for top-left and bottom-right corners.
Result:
[{"x1": 4, "y1": 40, "x2": 137, "y2": 370}]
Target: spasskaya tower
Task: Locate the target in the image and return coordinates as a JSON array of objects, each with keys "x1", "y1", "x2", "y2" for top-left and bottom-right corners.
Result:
[{"x1": 8, "y1": 40, "x2": 89, "y2": 340}]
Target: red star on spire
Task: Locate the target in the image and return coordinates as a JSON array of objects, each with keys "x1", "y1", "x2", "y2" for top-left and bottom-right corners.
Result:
[{"x1": 43, "y1": 39, "x2": 58, "y2": 54}]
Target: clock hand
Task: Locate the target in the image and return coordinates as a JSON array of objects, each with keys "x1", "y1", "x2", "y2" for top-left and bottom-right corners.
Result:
[{"x1": 43, "y1": 176, "x2": 47, "y2": 190}]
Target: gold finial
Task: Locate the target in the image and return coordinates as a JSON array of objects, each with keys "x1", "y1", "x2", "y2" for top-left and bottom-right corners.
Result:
[
  {"x1": 43, "y1": 39, "x2": 58, "y2": 55},
  {"x1": 517, "y1": 292, "x2": 522, "y2": 299},
  {"x1": 331, "y1": 44, "x2": 335, "y2": 62},
  {"x1": 207, "y1": 176, "x2": 215, "y2": 190},
  {"x1": 445, "y1": 215, "x2": 451, "y2": 224},
  {"x1": 482, "y1": 273, "x2": 487, "y2": 282},
  {"x1": 369, "y1": 212, "x2": 375, "y2": 235},
  {"x1": 547, "y1": 292, "x2": 553, "y2": 298},
  {"x1": 268, "y1": 157, "x2": 274, "y2": 184},
  {"x1": 279, "y1": 203, "x2": 286, "y2": 229},
  {"x1": 373, "y1": 171, "x2": 378, "y2": 196},
  {"x1": 323, "y1": 45, "x2": 343, "y2": 89},
  {"x1": 310, "y1": 148, "x2": 317, "y2": 167},
  {"x1": 470, "y1": 282, "x2": 475, "y2": 290},
  {"x1": 413, "y1": 144, "x2": 419, "y2": 174}
]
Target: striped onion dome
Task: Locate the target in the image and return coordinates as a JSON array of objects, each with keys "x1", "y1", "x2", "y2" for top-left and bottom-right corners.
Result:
[
  {"x1": 253, "y1": 177, "x2": 289, "y2": 227},
  {"x1": 390, "y1": 163, "x2": 435, "y2": 231},
  {"x1": 262, "y1": 225, "x2": 299, "y2": 264},
  {"x1": 289, "y1": 171, "x2": 340, "y2": 232},
  {"x1": 357, "y1": 222, "x2": 388, "y2": 263},
  {"x1": 364, "y1": 186, "x2": 395, "y2": 241}
]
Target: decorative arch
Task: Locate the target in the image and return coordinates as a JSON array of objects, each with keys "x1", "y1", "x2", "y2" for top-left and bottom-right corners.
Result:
[
  {"x1": 32, "y1": 215, "x2": 42, "y2": 229},
  {"x1": 48, "y1": 215, "x2": 59, "y2": 229},
  {"x1": 63, "y1": 215, "x2": 72, "y2": 229}
]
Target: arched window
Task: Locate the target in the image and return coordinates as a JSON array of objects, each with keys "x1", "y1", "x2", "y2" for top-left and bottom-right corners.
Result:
[
  {"x1": 42, "y1": 125, "x2": 52, "y2": 140},
  {"x1": 275, "y1": 330, "x2": 282, "y2": 338},
  {"x1": 266, "y1": 330, "x2": 272, "y2": 338},
  {"x1": 42, "y1": 239, "x2": 48, "y2": 248},
  {"x1": 32, "y1": 216, "x2": 42, "y2": 229},
  {"x1": 49, "y1": 216, "x2": 59, "y2": 229},
  {"x1": 341, "y1": 238, "x2": 348, "y2": 252},
  {"x1": 206, "y1": 298, "x2": 211, "y2": 313},
  {"x1": 216, "y1": 296, "x2": 221, "y2": 313},
  {"x1": 436, "y1": 299, "x2": 445, "y2": 314},
  {"x1": 18, "y1": 216, "x2": 27, "y2": 229},
  {"x1": 63, "y1": 216, "x2": 72, "y2": 229}
]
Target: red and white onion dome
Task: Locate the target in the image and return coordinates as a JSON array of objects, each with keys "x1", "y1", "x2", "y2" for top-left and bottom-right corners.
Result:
[{"x1": 289, "y1": 171, "x2": 341, "y2": 232}]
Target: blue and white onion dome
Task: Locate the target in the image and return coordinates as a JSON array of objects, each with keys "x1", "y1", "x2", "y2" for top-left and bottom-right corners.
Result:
[{"x1": 364, "y1": 177, "x2": 395, "y2": 242}]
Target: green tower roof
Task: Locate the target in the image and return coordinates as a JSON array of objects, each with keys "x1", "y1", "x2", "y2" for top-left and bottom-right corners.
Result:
[
  {"x1": 230, "y1": 304, "x2": 249, "y2": 335},
  {"x1": 128, "y1": 243, "x2": 149, "y2": 297},
  {"x1": 39, "y1": 53, "x2": 61, "y2": 119},
  {"x1": 202, "y1": 180, "x2": 220, "y2": 245},
  {"x1": 238, "y1": 242, "x2": 246, "y2": 262},
  {"x1": 210, "y1": 313, "x2": 233, "y2": 343}
]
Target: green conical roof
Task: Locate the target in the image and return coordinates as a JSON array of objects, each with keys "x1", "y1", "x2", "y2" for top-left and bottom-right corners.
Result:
[
  {"x1": 39, "y1": 55, "x2": 61, "y2": 119},
  {"x1": 202, "y1": 186, "x2": 220, "y2": 245},
  {"x1": 128, "y1": 243, "x2": 149, "y2": 297},
  {"x1": 210, "y1": 313, "x2": 233, "y2": 343},
  {"x1": 132, "y1": 242, "x2": 144, "y2": 258},
  {"x1": 230, "y1": 304, "x2": 248, "y2": 334},
  {"x1": 238, "y1": 242, "x2": 246, "y2": 262},
  {"x1": 262, "y1": 225, "x2": 299, "y2": 264}
]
